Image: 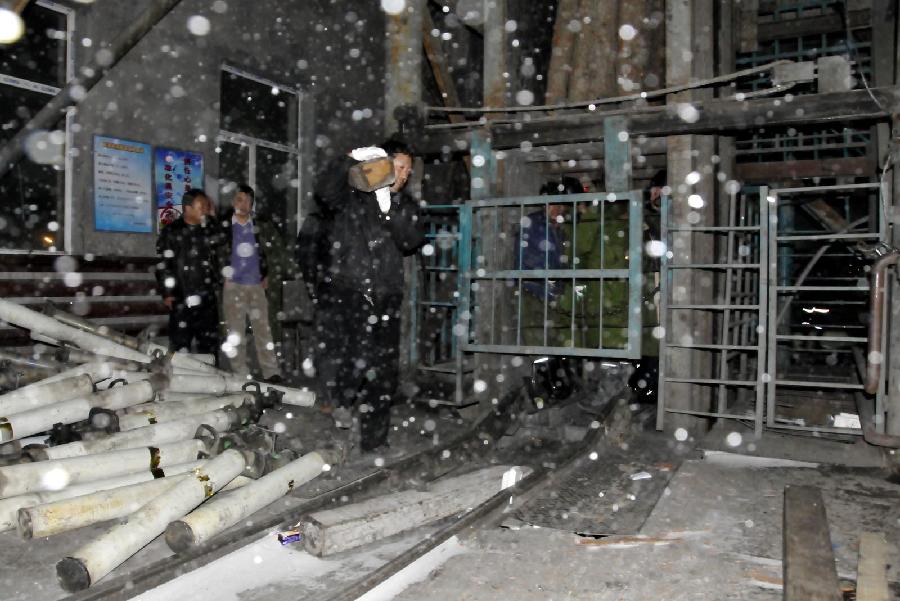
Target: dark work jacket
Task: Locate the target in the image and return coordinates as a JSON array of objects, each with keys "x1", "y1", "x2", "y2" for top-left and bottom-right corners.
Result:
[
  {"x1": 154, "y1": 217, "x2": 223, "y2": 302},
  {"x1": 296, "y1": 209, "x2": 332, "y2": 294},
  {"x1": 314, "y1": 155, "x2": 425, "y2": 298},
  {"x1": 216, "y1": 209, "x2": 285, "y2": 283},
  {"x1": 515, "y1": 209, "x2": 565, "y2": 300}
]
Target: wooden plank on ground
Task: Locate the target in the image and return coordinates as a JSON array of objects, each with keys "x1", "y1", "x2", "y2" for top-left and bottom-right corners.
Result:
[
  {"x1": 857, "y1": 532, "x2": 890, "y2": 601},
  {"x1": 783, "y1": 485, "x2": 842, "y2": 601}
]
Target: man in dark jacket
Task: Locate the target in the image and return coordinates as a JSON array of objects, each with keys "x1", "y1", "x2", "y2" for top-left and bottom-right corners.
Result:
[
  {"x1": 515, "y1": 181, "x2": 569, "y2": 346},
  {"x1": 155, "y1": 189, "x2": 222, "y2": 358},
  {"x1": 314, "y1": 138, "x2": 425, "y2": 452},
  {"x1": 218, "y1": 184, "x2": 283, "y2": 381}
]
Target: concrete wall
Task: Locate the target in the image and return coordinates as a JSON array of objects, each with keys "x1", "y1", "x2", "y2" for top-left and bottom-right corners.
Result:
[{"x1": 66, "y1": 0, "x2": 386, "y2": 257}]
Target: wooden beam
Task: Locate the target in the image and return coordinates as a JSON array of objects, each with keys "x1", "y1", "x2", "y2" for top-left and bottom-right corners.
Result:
[
  {"x1": 490, "y1": 88, "x2": 896, "y2": 149},
  {"x1": 734, "y1": 157, "x2": 872, "y2": 182},
  {"x1": 783, "y1": 485, "x2": 842, "y2": 601},
  {"x1": 385, "y1": 0, "x2": 424, "y2": 135},
  {"x1": 645, "y1": 0, "x2": 665, "y2": 90},
  {"x1": 422, "y1": 9, "x2": 462, "y2": 123},
  {"x1": 758, "y1": 10, "x2": 870, "y2": 42},
  {"x1": 524, "y1": 138, "x2": 667, "y2": 162},
  {"x1": 417, "y1": 87, "x2": 899, "y2": 154},
  {"x1": 737, "y1": 0, "x2": 759, "y2": 52},
  {"x1": 428, "y1": 0, "x2": 483, "y2": 34},
  {"x1": 617, "y1": 1, "x2": 649, "y2": 94},
  {"x1": 801, "y1": 199, "x2": 849, "y2": 232},
  {"x1": 857, "y1": 532, "x2": 890, "y2": 601},
  {"x1": 545, "y1": 0, "x2": 580, "y2": 105},
  {"x1": 482, "y1": 0, "x2": 507, "y2": 110},
  {"x1": 569, "y1": 0, "x2": 617, "y2": 101}
]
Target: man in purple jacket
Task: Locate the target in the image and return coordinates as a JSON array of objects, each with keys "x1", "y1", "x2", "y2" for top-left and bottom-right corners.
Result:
[{"x1": 219, "y1": 184, "x2": 282, "y2": 382}]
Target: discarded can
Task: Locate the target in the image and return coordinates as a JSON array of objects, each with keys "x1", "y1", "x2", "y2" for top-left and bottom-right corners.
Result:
[{"x1": 277, "y1": 529, "x2": 302, "y2": 545}]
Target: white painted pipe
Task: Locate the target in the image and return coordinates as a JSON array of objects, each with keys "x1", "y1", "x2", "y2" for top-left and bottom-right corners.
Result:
[
  {"x1": 0, "y1": 375, "x2": 94, "y2": 416},
  {"x1": 90, "y1": 380, "x2": 160, "y2": 412},
  {"x1": 0, "y1": 380, "x2": 162, "y2": 443},
  {"x1": 40, "y1": 361, "x2": 145, "y2": 385},
  {"x1": 116, "y1": 394, "x2": 250, "y2": 430},
  {"x1": 60, "y1": 349, "x2": 117, "y2": 364},
  {"x1": 0, "y1": 438, "x2": 206, "y2": 498},
  {"x1": 263, "y1": 383, "x2": 316, "y2": 407},
  {"x1": 186, "y1": 353, "x2": 216, "y2": 366},
  {"x1": 0, "y1": 460, "x2": 204, "y2": 532},
  {"x1": 0, "y1": 299, "x2": 149, "y2": 364},
  {"x1": 1, "y1": 398, "x2": 92, "y2": 443},
  {"x1": 142, "y1": 342, "x2": 222, "y2": 375},
  {"x1": 96, "y1": 370, "x2": 153, "y2": 387},
  {"x1": 168, "y1": 374, "x2": 315, "y2": 406},
  {"x1": 223, "y1": 377, "x2": 314, "y2": 406},
  {"x1": 154, "y1": 391, "x2": 214, "y2": 403},
  {"x1": 166, "y1": 451, "x2": 327, "y2": 552},
  {"x1": 167, "y1": 374, "x2": 228, "y2": 395},
  {"x1": 20, "y1": 470, "x2": 253, "y2": 539},
  {"x1": 38, "y1": 410, "x2": 233, "y2": 460},
  {"x1": 57, "y1": 448, "x2": 247, "y2": 591}
]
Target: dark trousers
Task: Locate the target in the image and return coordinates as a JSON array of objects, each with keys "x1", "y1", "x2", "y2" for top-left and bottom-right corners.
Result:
[
  {"x1": 317, "y1": 284, "x2": 401, "y2": 451},
  {"x1": 168, "y1": 295, "x2": 220, "y2": 358}
]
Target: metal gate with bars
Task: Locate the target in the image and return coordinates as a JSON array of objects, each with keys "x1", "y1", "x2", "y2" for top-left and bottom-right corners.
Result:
[
  {"x1": 452, "y1": 191, "x2": 645, "y2": 401},
  {"x1": 656, "y1": 182, "x2": 888, "y2": 438}
]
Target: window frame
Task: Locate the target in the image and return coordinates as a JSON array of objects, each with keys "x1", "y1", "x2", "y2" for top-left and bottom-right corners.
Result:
[
  {"x1": 0, "y1": 0, "x2": 75, "y2": 255},
  {"x1": 216, "y1": 64, "x2": 305, "y2": 235}
]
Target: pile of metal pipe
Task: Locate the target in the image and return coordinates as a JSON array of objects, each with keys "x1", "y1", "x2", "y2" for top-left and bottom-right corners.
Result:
[
  {"x1": 19, "y1": 469, "x2": 253, "y2": 539},
  {"x1": 57, "y1": 448, "x2": 249, "y2": 592},
  {"x1": 0, "y1": 460, "x2": 205, "y2": 532},
  {"x1": 0, "y1": 438, "x2": 208, "y2": 498},
  {"x1": 0, "y1": 300, "x2": 329, "y2": 591},
  {"x1": 36, "y1": 409, "x2": 238, "y2": 460},
  {"x1": 0, "y1": 378, "x2": 165, "y2": 443},
  {"x1": 115, "y1": 393, "x2": 251, "y2": 430},
  {"x1": 166, "y1": 450, "x2": 335, "y2": 551}
]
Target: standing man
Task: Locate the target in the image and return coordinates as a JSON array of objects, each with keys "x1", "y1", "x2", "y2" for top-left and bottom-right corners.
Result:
[
  {"x1": 516, "y1": 181, "x2": 569, "y2": 347},
  {"x1": 155, "y1": 189, "x2": 222, "y2": 359},
  {"x1": 314, "y1": 138, "x2": 424, "y2": 452},
  {"x1": 218, "y1": 184, "x2": 283, "y2": 382}
]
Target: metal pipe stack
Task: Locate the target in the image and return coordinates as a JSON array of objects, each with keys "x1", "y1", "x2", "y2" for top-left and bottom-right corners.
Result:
[{"x1": 0, "y1": 300, "x2": 326, "y2": 591}]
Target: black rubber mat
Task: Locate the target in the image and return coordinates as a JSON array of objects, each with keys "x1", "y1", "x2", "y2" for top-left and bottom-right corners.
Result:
[{"x1": 514, "y1": 436, "x2": 680, "y2": 535}]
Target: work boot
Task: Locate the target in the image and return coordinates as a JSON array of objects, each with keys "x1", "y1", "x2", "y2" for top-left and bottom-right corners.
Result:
[{"x1": 332, "y1": 406, "x2": 353, "y2": 430}]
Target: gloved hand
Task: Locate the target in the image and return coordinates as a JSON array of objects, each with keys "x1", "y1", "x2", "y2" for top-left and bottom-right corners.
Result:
[
  {"x1": 375, "y1": 186, "x2": 392, "y2": 213},
  {"x1": 350, "y1": 146, "x2": 387, "y2": 162}
]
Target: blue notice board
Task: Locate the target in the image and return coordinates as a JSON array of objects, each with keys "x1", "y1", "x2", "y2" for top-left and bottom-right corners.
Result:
[
  {"x1": 93, "y1": 135, "x2": 154, "y2": 233},
  {"x1": 154, "y1": 147, "x2": 203, "y2": 228}
]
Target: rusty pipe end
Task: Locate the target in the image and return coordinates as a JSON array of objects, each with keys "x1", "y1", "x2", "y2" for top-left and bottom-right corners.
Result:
[
  {"x1": 16, "y1": 507, "x2": 33, "y2": 539},
  {"x1": 865, "y1": 251, "x2": 900, "y2": 395}
]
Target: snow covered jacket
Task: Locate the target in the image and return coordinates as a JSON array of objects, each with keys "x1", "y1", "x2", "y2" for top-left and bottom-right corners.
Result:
[{"x1": 313, "y1": 155, "x2": 425, "y2": 299}]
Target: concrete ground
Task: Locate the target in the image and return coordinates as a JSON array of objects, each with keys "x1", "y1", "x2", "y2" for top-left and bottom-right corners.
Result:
[
  {"x1": 2, "y1": 396, "x2": 897, "y2": 601},
  {"x1": 388, "y1": 455, "x2": 899, "y2": 601}
]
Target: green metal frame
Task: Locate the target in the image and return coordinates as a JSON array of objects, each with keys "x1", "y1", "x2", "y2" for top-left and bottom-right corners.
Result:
[{"x1": 455, "y1": 191, "x2": 645, "y2": 361}]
